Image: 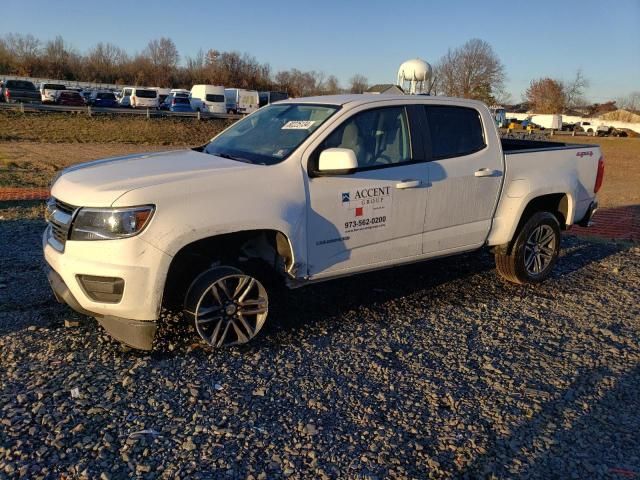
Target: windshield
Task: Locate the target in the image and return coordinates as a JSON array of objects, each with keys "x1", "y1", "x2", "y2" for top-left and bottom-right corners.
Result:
[
  {"x1": 204, "y1": 103, "x2": 339, "y2": 165},
  {"x1": 205, "y1": 94, "x2": 224, "y2": 102},
  {"x1": 135, "y1": 89, "x2": 157, "y2": 98},
  {"x1": 44, "y1": 84, "x2": 65, "y2": 90}
]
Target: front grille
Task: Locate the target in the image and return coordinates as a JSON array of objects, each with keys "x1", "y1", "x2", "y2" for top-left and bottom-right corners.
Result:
[{"x1": 45, "y1": 197, "x2": 78, "y2": 252}]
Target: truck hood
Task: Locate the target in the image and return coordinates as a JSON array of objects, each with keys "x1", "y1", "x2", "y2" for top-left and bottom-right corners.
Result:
[{"x1": 51, "y1": 149, "x2": 257, "y2": 206}]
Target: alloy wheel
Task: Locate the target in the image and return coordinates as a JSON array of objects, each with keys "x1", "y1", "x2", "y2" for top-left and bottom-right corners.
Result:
[
  {"x1": 193, "y1": 273, "x2": 268, "y2": 347},
  {"x1": 523, "y1": 224, "x2": 556, "y2": 276}
]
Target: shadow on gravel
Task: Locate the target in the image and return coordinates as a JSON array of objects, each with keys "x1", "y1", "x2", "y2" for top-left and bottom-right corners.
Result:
[
  {"x1": 554, "y1": 236, "x2": 633, "y2": 278},
  {"x1": 0, "y1": 217, "x2": 631, "y2": 350},
  {"x1": 461, "y1": 364, "x2": 640, "y2": 478},
  {"x1": 152, "y1": 236, "x2": 631, "y2": 355}
]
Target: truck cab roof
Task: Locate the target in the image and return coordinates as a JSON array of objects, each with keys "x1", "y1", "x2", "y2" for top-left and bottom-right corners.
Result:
[{"x1": 278, "y1": 94, "x2": 488, "y2": 109}]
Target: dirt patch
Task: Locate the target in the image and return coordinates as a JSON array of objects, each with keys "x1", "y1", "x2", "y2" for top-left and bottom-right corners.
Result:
[{"x1": 0, "y1": 143, "x2": 172, "y2": 188}]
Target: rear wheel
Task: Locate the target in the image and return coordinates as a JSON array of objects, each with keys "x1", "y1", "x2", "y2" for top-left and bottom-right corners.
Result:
[
  {"x1": 495, "y1": 211, "x2": 561, "y2": 284},
  {"x1": 184, "y1": 266, "x2": 269, "y2": 347}
]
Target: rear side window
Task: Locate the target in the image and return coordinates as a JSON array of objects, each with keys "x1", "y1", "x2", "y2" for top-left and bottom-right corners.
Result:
[
  {"x1": 134, "y1": 89, "x2": 157, "y2": 98},
  {"x1": 7, "y1": 80, "x2": 36, "y2": 90},
  {"x1": 206, "y1": 94, "x2": 224, "y2": 102},
  {"x1": 425, "y1": 106, "x2": 485, "y2": 159}
]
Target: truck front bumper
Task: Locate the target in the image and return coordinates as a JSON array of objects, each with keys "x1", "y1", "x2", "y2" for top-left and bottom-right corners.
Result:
[
  {"x1": 43, "y1": 228, "x2": 173, "y2": 350},
  {"x1": 46, "y1": 266, "x2": 157, "y2": 350}
]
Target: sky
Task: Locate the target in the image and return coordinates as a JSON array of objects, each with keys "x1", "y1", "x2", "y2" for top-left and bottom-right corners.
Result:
[{"x1": 1, "y1": 0, "x2": 639, "y2": 102}]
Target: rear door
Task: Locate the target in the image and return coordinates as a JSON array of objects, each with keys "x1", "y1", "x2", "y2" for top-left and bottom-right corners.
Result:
[
  {"x1": 420, "y1": 105, "x2": 503, "y2": 253},
  {"x1": 305, "y1": 104, "x2": 429, "y2": 277}
]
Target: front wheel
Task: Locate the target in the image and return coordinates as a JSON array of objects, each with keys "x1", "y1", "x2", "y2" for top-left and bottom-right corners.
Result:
[
  {"x1": 495, "y1": 211, "x2": 561, "y2": 284},
  {"x1": 184, "y1": 266, "x2": 269, "y2": 347}
]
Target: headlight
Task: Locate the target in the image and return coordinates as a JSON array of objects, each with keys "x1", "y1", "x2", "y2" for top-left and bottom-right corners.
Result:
[{"x1": 70, "y1": 206, "x2": 154, "y2": 241}]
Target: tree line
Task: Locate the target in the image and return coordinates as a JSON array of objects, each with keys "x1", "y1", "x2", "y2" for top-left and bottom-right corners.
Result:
[
  {"x1": 5, "y1": 32, "x2": 630, "y2": 114},
  {"x1": 0, "y1": 33, "x2": 364, "y2": 97},
  {"x1": 1, "y1": 33, "x2": 514, "y2": 102}
]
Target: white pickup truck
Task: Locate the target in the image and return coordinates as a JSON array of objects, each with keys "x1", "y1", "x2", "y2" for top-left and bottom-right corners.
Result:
[{"x1": 44, "y1": 95, "x2": 604, "y2": 350}]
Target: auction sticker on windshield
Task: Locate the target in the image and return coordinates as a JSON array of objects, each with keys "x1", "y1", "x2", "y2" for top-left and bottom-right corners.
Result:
[
  {"x1": 282, "y1": 120, "x2": 316, "y2": 129},
  {"x1": 341, "y1": 186, "x2": 392, "y2": 234}
]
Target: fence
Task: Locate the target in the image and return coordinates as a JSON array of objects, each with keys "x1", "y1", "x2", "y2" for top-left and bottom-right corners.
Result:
[{"x1": 0, "y1": 101, "x2": 242, "y2": 120}]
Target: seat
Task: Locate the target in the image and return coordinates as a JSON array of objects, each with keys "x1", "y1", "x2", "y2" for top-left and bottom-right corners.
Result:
[{"x1": 340, "y1": 122, "x2": 365, "y2": 166}]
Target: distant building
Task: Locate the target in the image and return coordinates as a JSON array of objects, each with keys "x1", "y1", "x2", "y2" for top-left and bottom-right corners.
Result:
[{"x1": 365, "y1": 84, "x2": 405, "y2": 95}]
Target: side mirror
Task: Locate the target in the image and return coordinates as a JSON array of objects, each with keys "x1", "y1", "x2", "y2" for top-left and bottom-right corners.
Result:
[{"x1": 318, "y1": 148, "x2": 358, "y2": 175}]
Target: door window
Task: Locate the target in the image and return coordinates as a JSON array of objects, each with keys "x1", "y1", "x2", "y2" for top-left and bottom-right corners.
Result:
[
  {"x1": 320, "y1": 107, "x2": 411, "y2": 169},
  {"x1": 425, "y1": 106, "x2": 485, "y2": 159}
]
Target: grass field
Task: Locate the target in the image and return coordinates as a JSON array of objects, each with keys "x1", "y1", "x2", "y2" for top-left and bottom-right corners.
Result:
[{"x1": 0, "y1": 112, "x2": 638, "y2": 208}]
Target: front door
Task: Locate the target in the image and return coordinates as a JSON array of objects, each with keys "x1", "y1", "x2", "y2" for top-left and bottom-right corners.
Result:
[{"x1": 305, "y1": 105, "x2": 429, "y2": 277}]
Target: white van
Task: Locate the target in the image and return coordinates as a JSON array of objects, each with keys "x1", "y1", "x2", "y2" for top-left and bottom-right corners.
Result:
[
  {"x1": 190, "y1": 85, "x2": 226, "y2": 114},
  {"x1": 225, "y1": 88, "x2": 259, "y2": 115},
  {"x1": 119, "y1": 87, "x2": 159, "y2": 109}
]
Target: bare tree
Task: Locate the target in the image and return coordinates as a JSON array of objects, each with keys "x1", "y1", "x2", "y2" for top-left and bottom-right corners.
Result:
[
  {"x1": 44, "y1": 36, "x2": 77, "y2": 79},
  {"x1": 4, "y1": 33, "x2": 41, "y2": 75},
  {"x1": 323, "y1": 75, "x2": 340, "y2": 95},
  {"x1": 563, "y1": 69, "x2": 589, "y2": 109},
  {"x1": 525, "y1": 78, "x2": 566, "y2": 113},
  {"x1": 143, "y1": 37, "x2": 179, "y2": 85},
  {"x1": 349, "y1": 74, "x2": 368, "y2": 94},
  {"x1": 616, "y1": 91, "x2": 640, "y2": 111},
  {"x1": 86, "y1": 42, "x2": 128, "y2": 83},
  {"x1": 434, "y1": 38, "x2": 505, "y2": 104}
]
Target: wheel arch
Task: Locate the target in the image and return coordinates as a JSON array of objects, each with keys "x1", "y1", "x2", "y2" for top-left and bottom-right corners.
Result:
[
  {"x1": 162, "y1": 228, "x2": 295, "y2": 310},
  {"x1": 488, "y1": 191, "x2": 574, "y2": 248}
]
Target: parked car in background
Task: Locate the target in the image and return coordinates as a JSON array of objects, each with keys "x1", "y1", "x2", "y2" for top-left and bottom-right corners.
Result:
[
  {"x1": 575, "y1": 121, "x2": 594, "y2": 133},
  {"x1": 170, "y1": 89, "x2": 190, "y2": 98},
  {"x1": 39, "y1": 83, "x2": 66, "y2": 103},
  {"x1": 119, "y1": 87, "x2": 159, "y2": 109},
  {"x1": 44, "y1": 95, "x2": 603, "y2": 350},
  {"x1": 155, "y1": 88, "x2": 171, "y2": 105},
  {"x1": 225, "y1": 88, "x2": 259, "y2": 114},
  {"x1": 160, "y1": 94, "x2": 193, "y2": 112},
  {"x1": 489, "y1": 105, "x2": 508, "y2": 128},
  {"x1": 190, "y1": 85, "x2": 226, "y2": 114},
  {"x1": 89, "y1": 91, "x2": 119, "y2": 108},
  {"x1": 55, "y1": 90, "x2": 85, "y2": 106},
  {"x1": 259, "y1": 91, "x2": 289, "y2": 107},
  {"x1": 80, "y1": 90, "x2": 94, "y2": 104},
  {"x1": 0, "y1": 80, "x2": 41, "y2": 104}
]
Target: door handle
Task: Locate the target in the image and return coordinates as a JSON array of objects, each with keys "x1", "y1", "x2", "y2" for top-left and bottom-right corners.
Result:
[
  {"x1": 395, "y1": 179, "x2": 421, "y2": 189},
  {"x1": 474, "y1": 168, "x2": 498, "y2": 177}
]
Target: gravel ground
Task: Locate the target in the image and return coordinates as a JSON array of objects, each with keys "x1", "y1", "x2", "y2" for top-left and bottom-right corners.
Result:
[{"x1": 0, "y1": 216, "x2": 639, "y2": 479}]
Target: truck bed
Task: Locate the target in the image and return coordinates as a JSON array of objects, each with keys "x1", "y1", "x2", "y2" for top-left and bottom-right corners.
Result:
[{"x1": 501, "y1": 137, "x2": 592, "y2": 154}]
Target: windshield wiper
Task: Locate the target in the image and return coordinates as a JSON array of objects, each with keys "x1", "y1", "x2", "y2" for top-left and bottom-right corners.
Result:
[{"x1": 213, "y1": 152, "x2": 252, "y2": 164}]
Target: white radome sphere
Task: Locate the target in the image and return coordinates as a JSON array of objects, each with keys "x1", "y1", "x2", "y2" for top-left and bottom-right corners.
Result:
[{"x1": 397, "y1": 58, "x2": 432, "y2": 82}]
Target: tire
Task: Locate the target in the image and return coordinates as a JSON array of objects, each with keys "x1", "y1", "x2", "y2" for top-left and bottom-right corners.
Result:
[
  {"x1": 495, "y1": 211, "x2": 561, "y2": 284},
  {"x1": 184, "y1": 265, "x2": 270, "y2": 348}
]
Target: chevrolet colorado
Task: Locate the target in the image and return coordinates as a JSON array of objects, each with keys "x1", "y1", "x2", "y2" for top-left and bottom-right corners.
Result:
[{"x1": 43, "y1": 95, "x2": 603, "y2": 350}]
